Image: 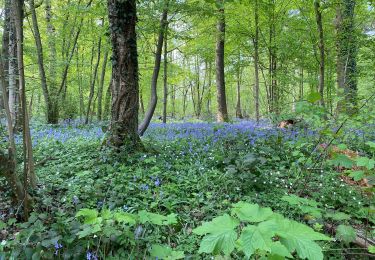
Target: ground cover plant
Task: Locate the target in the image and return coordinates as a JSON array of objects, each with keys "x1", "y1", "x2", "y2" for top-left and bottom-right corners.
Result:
[{"x1": 1, "y1": 116, "x2": 374, "y2": 259}]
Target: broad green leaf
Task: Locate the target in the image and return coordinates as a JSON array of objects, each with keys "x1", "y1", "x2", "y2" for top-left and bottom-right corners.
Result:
[
  {"x1": 138, "y1": 210, "x2": 168, "y2": 226},
  {"x1": 336, "y1": 225, "x2": 356, "y2": 244},
  {"x1": 355, "y1": 157, "x2": 375, "y2": 170},
  {"x1": 348, "y1": 170, "x2": 365, "y2": 181},
  {"x1": 193, "y1": 214, "x2": 239, "y2": 255},
  {"x1": 280, "y1": 237, "x2": 323, "y2": 260},
  {"x1": 276, "y1": 219, "x2": 331, "y2": 241},
  {"x1": 324, "y1": 212, "x2": 351, "y2": 221},
  {"x1": 76, "y1": 209, "x2": 99, "y2": 224},
  {"x1": 114, "y1": 212, "x2": 137, "y2": 225},
  {"x1": 164, "y1": 213, "x2": 178, "y2": 225},
  {"x1": 193, "y1": 214, "x2": 239, "y2": 235},
  {"x1": 329, "y1": 154, "x2": 354, "y2": 168},
  {"x1": 150, "y1": 244, "x2": 185, "y2": 260},
  {"x1": 369, "y1": 245, "x2": 375, "y2": 253},
  {"x1": 269, "y1": 241, "x2": 293, "y2": 258},
  {"x1": 231, "y1": 202, "x2": 273, "y2": 223},
  {"x1": 281, "y1": 195, "x2": 318, "y2": 207},
  {"x1": 237, "y1": 221, "x2": 276, "y2": 257},
  {"x1": 307, "y1": 92, "x2": 321, "y2": 103},
  {"x1": 365, "y1": 141, "x2": 375, "y2": 150}
]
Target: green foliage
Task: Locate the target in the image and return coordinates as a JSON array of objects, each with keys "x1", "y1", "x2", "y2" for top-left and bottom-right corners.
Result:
[
  {"x1": 336, "y1": 225, "x2": 356, "y2": 244},
  {"x1": 150, "y1": 244, "x2": 185, "y2": 260},
  {"x1": 193, "y1": 202, "x2": 330, "y2": 259}
]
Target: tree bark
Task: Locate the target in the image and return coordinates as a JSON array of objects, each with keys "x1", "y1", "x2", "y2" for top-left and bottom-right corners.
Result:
[
  {"x1": 235, "y1": 62, "x2": 243, "y2": 119},
  {"x1": 107, "y1": 0, "x2": 142, "y2": 149},
  {"x1": 138, "y1": 0, "x2": 169, "y2": 135},
  {"x1": 314, "y1": 0, "x2": 325, "y2": 107},
  {"x1": 0, "y1": 0, "x2": 11, "y2": 111},
  {"x1": 8, "y1": 13, "x2": 18, "y2": 127},
  {"x1": 215, "y1": 0, "x2": 229, "y2": 122},
  {"x1": 335, "y1": 0, "x2": 357, "y2": 114}
]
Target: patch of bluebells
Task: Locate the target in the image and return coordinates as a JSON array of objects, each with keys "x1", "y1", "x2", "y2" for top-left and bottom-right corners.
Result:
[
  {"x1": 54, "y1": 242, "x2": 63, "y2": 255},
  {"x1": 86, "y1": 251, "x2": 98, "y2": 260}
]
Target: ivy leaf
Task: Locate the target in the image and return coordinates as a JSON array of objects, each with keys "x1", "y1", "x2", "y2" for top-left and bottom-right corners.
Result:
[
  {"x1": 231, "y1": 202, "x2": 273, "y2": 223},
  {"x1": 150, "y1": 244, "x2": 185, "y2": 260},
  {"x1": 237, "y1": 221, "x2": 277, "y2": 258},
  {"x1": 193, "y1": 214, "x2": 239, "y2": 255},
  {"x1": 336, "y1": 225, "x2": 356, "y2": 244}
]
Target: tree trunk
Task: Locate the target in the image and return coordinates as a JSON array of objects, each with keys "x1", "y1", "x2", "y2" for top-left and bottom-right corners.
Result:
[
  {"x1": 85, "y1": 38, "x2": 102, "y2": 124},
  {"x1": 215, "y1": 0, "x2": 229, "y2": 122},
  {"x1": 314, "y1": 0, "x2": 325, "y2": 107},
  {"x1": 8, "y1": 14, "x2": 18, "y2": 127},
  {"x1": 29, "y1": 0, "x2": 54, "y2": 123},
  {"x1": 335, "y1": 0, "x2": 357, "y2": 114},
  {"x1": 103, "y1": 77, "x2": 111, "y2": 120},
  {"x1": 235, "y1": 63, "x2": 243, "y2": 119},
  {"x1": 107, "y1": 0, "x2": 142, "y2": 150},
  {"x1": 1, "y1": 0, "x2": 11, "y2": 111},
  {"x1": 13, "y1": 0, "x2": 36, "y2": 220},
  {"x1": 253, "y1": 0, "x2": 260, "y2": 122},
  {"x1": 162, "y1": 24, "x2": 168, "y2": 124},
  {"x1": 138, "y1": 0, "x2": 169, "y2": 136},
  {"x1": 98, "y1": 49, "x2": 108, "y2": 121}
]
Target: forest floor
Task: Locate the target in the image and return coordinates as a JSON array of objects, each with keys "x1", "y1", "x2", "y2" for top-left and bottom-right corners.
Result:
[{"x1": 0, "y1": 120, "x2": 374, "y2": 259}]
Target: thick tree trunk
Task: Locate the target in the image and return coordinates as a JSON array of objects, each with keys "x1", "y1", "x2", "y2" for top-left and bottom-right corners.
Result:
[
  {"x1": 314, "y1": 0, "x2": 325, "y2": 107},
  {"x1": 98, "y1": 50, "x2": 108, "y2": 121},
  {"x1": 215, "y1": 1, "x2": 229, "y2": 122},
  {"x1": 8, "y1": 15, "x2": 18, "y2": 127},
  {"x1": 85, "y1": 38, "x2": 102, "y2": 124},
  {"x1": 1, "y1": 0, "x2": 11, "y2": 111},
  {"x1": 162, "y1": 25, "x2": 168, "y2": 124},
  {"x1": 253, "y1": 0, "x2": 260, "y2": 122},
  {"x1": 107, "y1": 0, "x2": 142, "y2": 149},
  {"x1": 335, "y1": 0, "x2": 357, "y2": 114},
  {"x1": 138, "y1": 1, "x2": 169, "y2": 135}
]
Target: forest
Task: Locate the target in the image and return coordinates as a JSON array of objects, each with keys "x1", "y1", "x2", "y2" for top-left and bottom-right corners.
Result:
[{"x1": 0, "y1": 0, "x2": 375, "y2": 259}]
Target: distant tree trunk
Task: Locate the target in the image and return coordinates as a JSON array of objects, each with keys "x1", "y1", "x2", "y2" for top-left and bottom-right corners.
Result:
[
  {"x1": 314, "y1": 0, "x2": 325, "y2": 107},
  {"x1": 107, "y1": 0, "x2": 142, "y2": 149},
  {"x1": 98, "y1": 50, "x2": 108, "y2": 121},
  {"x1": 29, "y1": 0, "x2": 54, "y2": 123},
  {"x1": 139, "y1": 86, "x2": 145, "y2": 115},
  {"x1": 268, "y1": 0, "x2": 278, "y2": 114},
  {"x1": 335, "y1": 0, "x2": 357, "y2": 114},
  {"x1": 138, "y1": 0, "x2": 169, "y2": 136},
  {"x1": 103, "y1": 77, "x2": 111, "y2": 120},
  {"x1": 171, "y1": 84, "x2": 175, "y2": 118},
  {"x1": 235, "y1": 63, "x2": 243, "y2": 119},
  {"x1": 215, "y1": 0, "x2": 229, "y2": 122},
  {"x1": 206, "y1": 61, "x2": 212, "y2": 116},
  {"x1": 45, "y1": 0, "x2": 59, "y2": 123},
  {"x1": 299, "y1": 66, "x2": 304, "y2": 100},
  {"x1": 85, "y1": 38, "x2": 102, "y2": 124},
  {"x1": 13, "y1": 0, "x2": 36, "y2": 220},
  {"x1": 183, "y1": 88, "x2": 188, "y2": 118},
  {"x1": 162, "y1": 25, "x2": 168, "y2": 124},
  {"x1": 253, "y1": 0, "x2": 260, "y2": 122}
]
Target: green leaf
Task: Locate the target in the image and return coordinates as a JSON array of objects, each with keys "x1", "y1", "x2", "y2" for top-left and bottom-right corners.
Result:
[
  {"x1": 365, "y1": 141, "x2": 375, "y2": 150},
  {"x1": 348, "y1": 170, "x2": 365, "y2": 181},
  {"x1": 231, "y1": 202, "x2": 273, "y2": 223},
  {"x1": 336, "y1": 225, "x2": 356, "y2": 244},
  {"x1": 355, "y1": 157, "x2": 375, "y2": 170},
  {"x1": 324, "y1": 212, "x2": 351, "y2": 221},
  {"x1": 193, "y1": 214, "x2": 239, "y2": 255},
  {"x1": 76, "y1": 209, "x2": 99, "y2": 224},
  {"x1": 164, "y1": 213, "x2": 178, "y2": 225},
  {"x1": 307, "y1": 92, "x2": 321, "y2": 103},
  {"x1": 150, "y1": 244, "x2": 185, "y2": 260},
  {"x1": 281, "y1": 195, "x2": 318, "y2": 207},
  {"x1": 114, "y1": 212, "x2": 137, "y2": 225},
  {"x1": 0, "y1": 221, "x2": 6, "y2": 230},
  {"x1": 280, "y1": 237, "x2": 323, "y2": 260},
  {"x1": 329, "y1": 154, "x2": 354, "y2": 168},
  {"x1": 269, "y1": 241, "x2": 293, "y2": 258},
  {"x1": 237, "y1": 221, "x2": 277, "y2": 258},
  {"x1": 368, "y1": 245, "x2": 375, "y2": 254}
]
